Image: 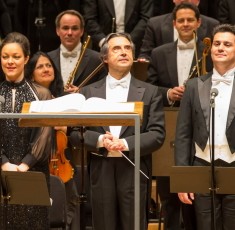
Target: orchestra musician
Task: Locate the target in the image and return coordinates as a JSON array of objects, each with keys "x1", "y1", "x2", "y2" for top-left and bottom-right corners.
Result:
[
  {"x1": 47, "y1": 9, "x2": 107, "y2": 93},
  {"x1": 147, "y1": 2, "x2": 213, "y2": 230},
  {"x1": 139, "y1": 0, "x2": 219, "y2": 60},
  {"x1": 25, "y1": 51, "x2": 78, "y2": 228},
  {"x1": 47, "y1": 10, "x2": 107, "y2": 229}
]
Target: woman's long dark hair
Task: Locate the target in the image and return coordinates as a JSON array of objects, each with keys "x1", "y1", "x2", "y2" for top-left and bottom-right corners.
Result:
[{"x1": 25, "y1": 51, "x2": 64, "y2": 97}]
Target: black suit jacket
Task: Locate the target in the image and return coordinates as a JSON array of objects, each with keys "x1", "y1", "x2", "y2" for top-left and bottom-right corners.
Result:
[
  {"x1": 139, "y1": 13, "x2": 219, "y2": 59},
  {"x1": 147, "y1": 40, "x2": 213, "y2": 106},
  {"x1": 79, "y1": 76, "x2": 165, "y2": 173},
  {"x1": 218, "y1": 0, "x2": 235, "y2": 24},
  {"x1": 175, "y1": 73, "x2": 235, "y2": 166},
  {"x1": 47, "y1": 47, "x2": 107, "y2": 87},
  {"x1": 83, "y1": 0, "x2": 153, "y2": 57}
]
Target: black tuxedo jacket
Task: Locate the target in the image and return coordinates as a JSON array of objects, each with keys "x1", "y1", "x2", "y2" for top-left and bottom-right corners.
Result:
[
  {"x1": 175, "y1": 73, "x2": 235, "y2": 166},
  {"x1": 140, "y1": 13, "x2": 219, "y2": 59},
  {"x1": 218, "y1": 0, "x2": 235, "y2": 24},
  {"x1": 47, "y1": 48, "x2": 107, "y2": 87},
  {"x1": 83, "y1": 0, "x2": 153, "y2": 56},
  {"x1": 147, "y1": 40, "x2": 213, "y2": 106},
  {"x1": 79, "y1": 76, "x2": 165, "y2": 173}
]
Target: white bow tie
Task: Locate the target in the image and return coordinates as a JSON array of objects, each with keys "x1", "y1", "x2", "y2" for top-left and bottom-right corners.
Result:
[
  {"x1": 62, "y1": 51, "x2": 77, "y2": 58},
  {"x1": 109, "y1": 80, "x2": 128, "y2": 89},
  {"x1": 177, "y1": 43, "x2": 194, "y2": 50},
  {"x1": 212, "y1": 76, "x2": 232, "y2": 85}
]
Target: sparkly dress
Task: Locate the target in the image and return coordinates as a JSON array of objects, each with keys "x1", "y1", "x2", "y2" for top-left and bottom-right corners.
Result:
[{"x1": 0, "y1": 79, "x2": 53, "y2": 230}]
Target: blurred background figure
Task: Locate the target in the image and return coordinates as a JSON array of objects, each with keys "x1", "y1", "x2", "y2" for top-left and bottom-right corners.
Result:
[
  {"x1": 4, "y1": 0, "x2": 81, "y2": 55},
  {"x1": 0, "y1": 0, "x2": 12, "y2": 39},
  {"x1": 217, "y1": 0, "x2": 235, "y2": 25},
  {"x1": 82, "y1": 0, "x2": 153, "y2": 58},
  {"x1": 153, "y1": 0, "x2": 218, "y2": 19}
]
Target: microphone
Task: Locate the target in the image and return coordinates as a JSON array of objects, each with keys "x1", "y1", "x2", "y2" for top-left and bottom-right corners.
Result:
[
  {"x1": 0, "y1": 95, "x2": 5, "y2": 112},
  {"x1": 210, "y1": 88, "x2": 218, "y2": 106}
]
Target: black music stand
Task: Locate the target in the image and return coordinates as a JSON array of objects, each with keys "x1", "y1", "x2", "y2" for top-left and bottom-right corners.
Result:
[
  {"x1": 1, "y1": 171, "x2": 50, "y2": 230},
  {"x1": 170, "y1": 166, "x2": 235, "y2": 194}
]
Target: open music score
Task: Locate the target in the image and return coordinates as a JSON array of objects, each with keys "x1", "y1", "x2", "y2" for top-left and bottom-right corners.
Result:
[{"x1": 19, "y1": 101, "x2": 143, "y2": 127}]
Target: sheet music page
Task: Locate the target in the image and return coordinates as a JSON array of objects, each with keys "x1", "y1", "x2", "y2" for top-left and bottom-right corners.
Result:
[
  {"x1": 29, "y1": 94, "x2": 135, "y2": 113},
  {"x1": 81, "y1": 97, "x2": 135, "y2": 112},
  {"x1": 29, "y1": 93, "x2": 86, "y2": 112}
]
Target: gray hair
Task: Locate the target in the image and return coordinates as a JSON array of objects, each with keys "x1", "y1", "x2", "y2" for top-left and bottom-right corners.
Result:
[{"x1": 100, "y1": 33, "x2": 135, "y2": 61}]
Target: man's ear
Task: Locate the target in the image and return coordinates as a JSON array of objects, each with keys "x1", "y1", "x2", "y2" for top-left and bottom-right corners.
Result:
[{"x1": 103, "y1": 55, "x2": 108, "y2": 63}]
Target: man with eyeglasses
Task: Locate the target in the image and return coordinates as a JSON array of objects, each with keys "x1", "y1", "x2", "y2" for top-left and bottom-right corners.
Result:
[
  {"x1": 79, "y1": 32, "x2": 165, "y2": 230},
  {"x1": 48, "y1": 9, "x2": 107, "y2": 93}
]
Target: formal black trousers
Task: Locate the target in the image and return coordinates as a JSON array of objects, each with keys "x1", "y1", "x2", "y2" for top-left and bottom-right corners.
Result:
[
  {"x1": 193, "y1": 157, "x2": 235, "y2": 230},
  {"x1": 89, "y1": 155, "x2": 148, "y2": 230},
  {"x1": 194, "y1": 193, "x2": 235, "y2": 230},
  {"x1": 157, "y1": 176, "x2": 196, "y2": 230}
]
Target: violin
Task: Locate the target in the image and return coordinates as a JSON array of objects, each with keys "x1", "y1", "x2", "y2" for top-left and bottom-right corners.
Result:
[
  {"x1": 201, "y1": 37, "x2": 211, "y2": 75},
  {"x1": 49, "y1": 130, "x2": 74, "y2": 183}
]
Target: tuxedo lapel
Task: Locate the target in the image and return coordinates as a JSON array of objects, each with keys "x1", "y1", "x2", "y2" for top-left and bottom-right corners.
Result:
[
  {"x1": 227, "y1": 73, "x2": 235, "y2": 129},
  {"x1": 104, "y1": 0, "x2": 115, "y2": 17},
  {"x1": 51, "y1": 49, "x2": 61, "y2": 72},
  {"x1": 198, "y1": 74, "x2": 211, "y2": 131},
  {"x1": 167, "y1": 43, "x2": 179, "y2": 86},
  {"x1": 120, "y1": 77, "x2": 145, "y2": 137},
  {"x1": 90, "y1": 79, "x2": 109, "y2": 132},
  {"x1": 125, "y1": 0, "x2": 135, "y2": 23},
  {"x1": 73, "y1": 51, "x2": 89, "y2": 84}
]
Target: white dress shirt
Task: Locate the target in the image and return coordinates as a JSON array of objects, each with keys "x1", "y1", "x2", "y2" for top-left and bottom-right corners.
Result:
[
  {"x1": 60, "y1": 43, "x2": 82, "y2": 86},
  {"x1": 113, "y1": 0, "x2": 126, "y2": 33},
  {"x1": 195, "y1": 67, "x2": 235, "y2": 163},
  {"x1": 177, "y1": 39, "x2": 195, "y2": 86},
  {"x1": 97, "y1": 73, "x2": 131, "y2": 157}
]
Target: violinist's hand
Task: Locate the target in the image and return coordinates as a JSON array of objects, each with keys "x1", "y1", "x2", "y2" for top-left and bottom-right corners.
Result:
[
  {"x1": 178, "y1": 192, "x2": 194, "y2": 204},
  {"x1": 168, "y1": 86, "x2": 185, "y2": 101},
  {"x1": 64, "y1": 84, "x2": 79, "y2": 93},
  {"x1": 17, "y1": 163, "x2": 29, "y2": 172},
  {"x1": 1, "y1": 162, "x2": 18, "y2": 171},
  {"x1": 54, "y1": 126, "x2": 67, "y2": 134}
]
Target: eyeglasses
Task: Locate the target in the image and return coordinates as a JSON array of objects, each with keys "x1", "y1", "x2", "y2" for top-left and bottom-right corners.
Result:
[{"x1": 35, "y1": 63, "x2": 53, "y2": 70}]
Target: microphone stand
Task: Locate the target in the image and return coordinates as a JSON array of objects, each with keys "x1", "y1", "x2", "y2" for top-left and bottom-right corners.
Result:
[{"x1": 210, "y1": 96, "x2": 217, "y2": 230}]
